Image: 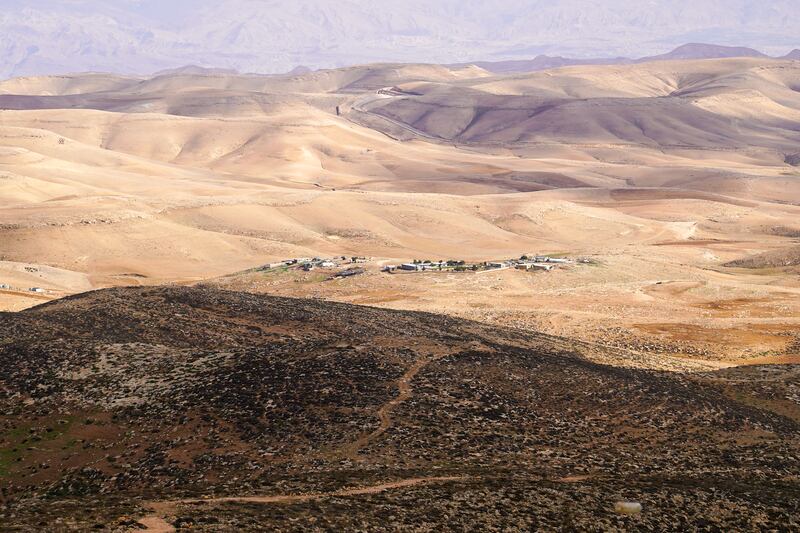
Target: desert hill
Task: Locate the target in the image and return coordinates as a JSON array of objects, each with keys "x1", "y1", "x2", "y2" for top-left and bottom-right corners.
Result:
[
  {"x1": 1, "y1": 286, "x2": 798, "y2": 530},
  {"x1": 153, "y1": 66, "x2": 240, "y2": 77},
  {"x1": 724, "y1": 245, "x2": 800, "y2": 269},
  {"x1": 362, "y1": 58, "x2": 800, "y2": 153},
  {"x1": 639, "y1": 43, "x2": 767, "y2": 62},
  {"x1": 451, "y1": 55, "x2": 632, "y2": 74},
  {"x1": 0, "y1": 73, "x2": 143, "y2": 97}
]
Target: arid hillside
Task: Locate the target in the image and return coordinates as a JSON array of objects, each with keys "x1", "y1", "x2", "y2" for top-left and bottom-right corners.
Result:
[
  {"x1": 2, "y1": 58, "x2": 800, "y2": 374},
  {"x1": 364, "y1": 59, "x2": 800, "y2": 153},
  {"x1": 1, "y1": 59, "x2": 800, "y2": 290},
  {"x1": 1, "y1": 286, "x2": 798, "y2": 530}
]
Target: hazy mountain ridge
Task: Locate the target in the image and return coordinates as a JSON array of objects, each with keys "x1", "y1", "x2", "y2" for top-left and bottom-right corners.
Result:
[
  {"x1": 456, "y1": 43, "x2": 797, "y2": 74},
  {"x1": 2, "y1": 0, "x2": 799, "y2": 78}
]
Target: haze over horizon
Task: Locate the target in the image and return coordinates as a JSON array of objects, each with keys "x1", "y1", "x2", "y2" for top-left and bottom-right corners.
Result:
[{"x1": 1, "y1": 0, "x2": 799, "y2": 79}]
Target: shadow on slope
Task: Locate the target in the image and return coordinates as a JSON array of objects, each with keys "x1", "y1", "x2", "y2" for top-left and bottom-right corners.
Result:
[{"x1": 0, "y1": 286, "x2": 798, "y2": 529}]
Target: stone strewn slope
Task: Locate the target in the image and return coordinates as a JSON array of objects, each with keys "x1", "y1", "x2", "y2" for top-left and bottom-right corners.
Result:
[{"x1": 0, "y1": 286, "x2": 798, "y2": 530}]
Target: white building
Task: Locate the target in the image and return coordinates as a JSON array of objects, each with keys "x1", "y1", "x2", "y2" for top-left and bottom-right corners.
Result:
[{"x1": 535, "y1": 256, "x2": 569, "y2": 264}]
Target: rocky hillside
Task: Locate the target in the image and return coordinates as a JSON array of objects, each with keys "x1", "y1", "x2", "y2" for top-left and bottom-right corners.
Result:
[
  {"x1": 0, "y1": 287, "x2": 798, "y2": 530},
  {"x1": 725, "y1": 245, "x2": 800, "y2": 269}
]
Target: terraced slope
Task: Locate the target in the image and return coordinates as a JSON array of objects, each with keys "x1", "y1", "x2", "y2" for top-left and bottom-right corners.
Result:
[{"x1": 1, "y1": 287, "x2": 798, "y2": 530}]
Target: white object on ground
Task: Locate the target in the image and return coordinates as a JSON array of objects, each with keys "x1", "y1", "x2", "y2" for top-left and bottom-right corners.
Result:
[{"x1": 614, "y1": 501, "x2": 642, "y2": 515}]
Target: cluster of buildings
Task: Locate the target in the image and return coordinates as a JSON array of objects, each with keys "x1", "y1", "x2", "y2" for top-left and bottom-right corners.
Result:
[
  {"x1": 255, "y1": 252, "x2": 583, "y2": 279},
  {"x1": 513, "y1": 255, "x2": 571, "y2": 272},
  {"x1": 259, "y1": 256, "x2": 371, "y2": 273},
  {"x1": 383, "y1": 255, "x2": 573, "y2": 274},
  {"x1": 384, "y1": 260, "x2": 465, "y2": 272},
  {"x1": 0, "y1": 283, "x2": 46, "y2": 293}
]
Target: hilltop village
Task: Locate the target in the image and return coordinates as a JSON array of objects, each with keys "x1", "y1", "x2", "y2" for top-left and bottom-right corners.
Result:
[
  {"x1": 256, "y1": 254, "x2": 587, "y2": 280},
  {"x1": 383, "y1": 255, "x2": 578, "y2": 273},
  {"x1": 0, "y1": 254, "x2": 588, "y2": 308}
]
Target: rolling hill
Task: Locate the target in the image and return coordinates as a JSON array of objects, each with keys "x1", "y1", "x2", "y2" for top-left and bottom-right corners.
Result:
[
  {"x1": 639, "y1": 43, "x2": 767, "y2": 62},
  {"x1": 362, "y1": 58, "x2": 800, "y2": 152}
]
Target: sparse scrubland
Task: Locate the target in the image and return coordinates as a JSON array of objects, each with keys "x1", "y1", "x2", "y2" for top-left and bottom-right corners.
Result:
[{"x1": 1, "y1": 287, "x2": 798, "y2": 530}]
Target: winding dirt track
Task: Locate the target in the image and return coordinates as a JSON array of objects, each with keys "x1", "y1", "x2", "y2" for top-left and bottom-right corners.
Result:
[
  {"x1": 348, "y1": 92, "x2": 443, "y2": 142},
  {"x1": 183, "y1": 476, "x2": 463, "y2": 505},
  {"x1": 138, "y1": 476, "x2": 464, "y2": 532},
  {"x1": 342, "y1": 353, "x2": 445, "y2": 459},
  {"x1": 136, "y1": 353, "x2": 456, "y2": 531}
]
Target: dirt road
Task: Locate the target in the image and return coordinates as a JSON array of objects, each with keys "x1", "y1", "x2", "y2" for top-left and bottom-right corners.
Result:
[{"x1": 138, "y1": 476, "x2": 464, "y2": 531}]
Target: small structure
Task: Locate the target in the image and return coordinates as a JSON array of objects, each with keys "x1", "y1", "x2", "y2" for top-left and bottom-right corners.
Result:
[
  {"x1": 29, "y1": 287, "x2": 45, "y2": 293},
  {"x1": 382, "y1": 265, "x2": 398, "y2": 272},
  {"x1": 0, "y1": 283, "x2": 10, "y2": 290},
  {"x1": 333, "y1": 267, "x2": 365, "y2": 278},
  {"x1": 302, "y1": 263, "x2": 315, "y2": 271},
  {"x1": 400, "y1": 263, "x2": 423, "y2": 271},
  {"x1": 516, "y1": 262, "x2": 554, "y2": 272},
  {"x1": 487, "y1": 262, "x2": 509, "y2": 270},
  {"x1": 320, "y1": 261, "x2": 336, "y2": 268},
  {"x1": 534, "y1": 256, "x2": 569, "y2": 264}
]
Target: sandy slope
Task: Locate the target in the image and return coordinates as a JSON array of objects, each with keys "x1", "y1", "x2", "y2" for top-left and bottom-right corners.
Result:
[{"x1": 366, "y1": 59, "x2": 800, "y2": 154}]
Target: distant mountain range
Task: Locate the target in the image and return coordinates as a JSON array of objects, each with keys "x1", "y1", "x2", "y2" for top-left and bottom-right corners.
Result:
[
  {"x1": 459, "y1": 44, "x2": 800, "y2": 74},
  {"x1": 1, "y1": 1, "x2": 799, "y2": 79}
]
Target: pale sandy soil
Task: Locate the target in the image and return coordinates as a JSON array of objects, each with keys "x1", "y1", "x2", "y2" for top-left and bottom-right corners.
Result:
[
  {"x1": 210, "y1": 249, "x2": 800, "y2": 370},
  {"x1": 2, "y1": 59, "x2": 800, "y2": 369}
]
